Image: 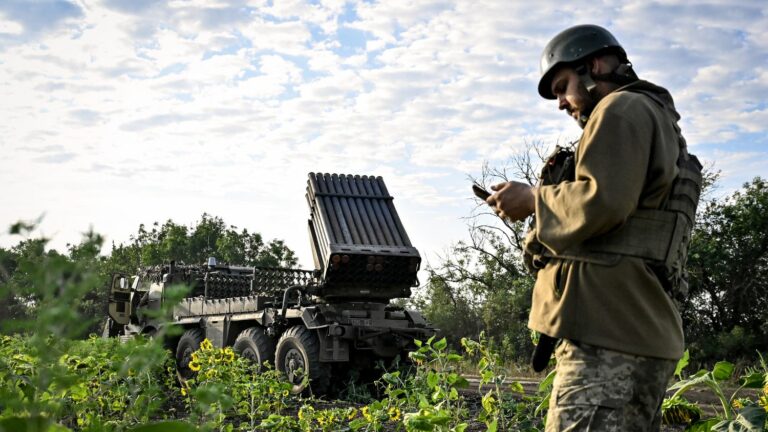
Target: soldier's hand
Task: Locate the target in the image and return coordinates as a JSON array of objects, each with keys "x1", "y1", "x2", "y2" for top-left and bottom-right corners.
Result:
[{"x1": 486, "y1": 181, "x2": 536, "y2": 222}]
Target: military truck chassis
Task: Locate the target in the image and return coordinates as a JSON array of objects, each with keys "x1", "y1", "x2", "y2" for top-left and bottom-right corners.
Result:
[{"x1": 107, "y1": 173, "x2": 435, "y2": 393}]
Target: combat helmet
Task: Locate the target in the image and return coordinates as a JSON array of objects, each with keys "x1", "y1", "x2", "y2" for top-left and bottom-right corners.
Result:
[{"x1": 538, "y1": 24, "x2": 628, "y2": 99}]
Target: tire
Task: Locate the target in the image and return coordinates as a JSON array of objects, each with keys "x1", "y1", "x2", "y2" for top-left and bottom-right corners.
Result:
[
  {"x1": 233, "y1": 327, "x2": 275, "y2": 370},
  {"x1": 176, "y1": 328, "x2": 204, "y2": 379},
  {"x1": 275, "y1": 325, "x2": 331, "y2": 395}
]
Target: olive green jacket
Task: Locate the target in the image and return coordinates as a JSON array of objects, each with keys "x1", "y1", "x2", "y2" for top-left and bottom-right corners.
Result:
[{"x1": 528, "y1": 80, "x2": 684, "y2": 360}]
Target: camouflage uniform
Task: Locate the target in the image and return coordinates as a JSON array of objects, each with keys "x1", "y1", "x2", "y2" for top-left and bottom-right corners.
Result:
[{"x1": 546, "y1": 340, "x2": 676, "y2": 432}]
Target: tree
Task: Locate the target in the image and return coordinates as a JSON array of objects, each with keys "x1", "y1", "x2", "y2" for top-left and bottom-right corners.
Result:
[
  {"x1": 684, "y1": 177, "x2": 768, "y2": 362},
  {"x1": 415, "y1": 144, "x2": 544, "y2": 362},
  {"x1": 416, "y1": 221, "x2": 536, "y2": 362},
  {"x1": 111, "y1": 213, "x2": 298, "y2": 272},
  {"x1": 0, "y1": 228, "x2": 105, "y2": 337}
]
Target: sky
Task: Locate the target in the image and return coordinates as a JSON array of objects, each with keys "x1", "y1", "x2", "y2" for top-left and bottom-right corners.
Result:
[{"x1": 1, "y1": 0, "x2": 767, "y2": 272}]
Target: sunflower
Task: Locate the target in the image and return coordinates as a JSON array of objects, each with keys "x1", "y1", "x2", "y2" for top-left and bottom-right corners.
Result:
[
  {"x1": 200, "y1": 339, "x2": 213, "y2": 351},
  {"x1": 188, "y1": 361, "x2": 201, "y2": 372},
  {"x1": 388, "y1": 406, "x2": 402, "y2": 422},
  {"x1": 224, "y1": 347, "x2": 235, "y2": 363},
  {"x1": 759, "y1": 394, "x2": 768, "y2": 412},
  {"x1": 298, "y1": 405, "x2": 314, "y2": 421},
  {"x1": 361, "y1": 406, "x2": 372, "y2": 422}
]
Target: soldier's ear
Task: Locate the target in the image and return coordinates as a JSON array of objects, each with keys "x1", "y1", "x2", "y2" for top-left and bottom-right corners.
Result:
[{"x1": 589, "y1": 57, "x2": 601, "y2": 75}]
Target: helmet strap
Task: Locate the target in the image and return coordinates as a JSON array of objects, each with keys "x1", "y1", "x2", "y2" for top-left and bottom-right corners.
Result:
[
  {"x1": 591, "y1": 62, "x2": 639, "y2": 87},
  {"x1": 575, "y1": 64, "x2": 598, "y2": 95},
  {"x1": 574, "y1": 64, "x2": 598, "y2": 128},
  {"x1": 572, "y1": 61, "x2": 638, "y2": 128}
]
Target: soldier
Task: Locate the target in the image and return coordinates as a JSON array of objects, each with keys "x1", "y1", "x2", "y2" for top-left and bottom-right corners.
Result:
[{"x1": 487, "y1": 25, "x2": 701, "y2": 431}]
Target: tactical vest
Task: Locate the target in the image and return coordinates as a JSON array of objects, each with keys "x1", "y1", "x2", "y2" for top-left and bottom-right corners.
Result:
[{"x1": 523, "y1": 90, "x2": 703, "y2": 303}]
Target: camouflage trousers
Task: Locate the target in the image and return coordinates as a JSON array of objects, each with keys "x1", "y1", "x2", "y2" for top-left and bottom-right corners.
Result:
[{"x1": 546, "y1": 340, "x2": 676, "y2": 432}]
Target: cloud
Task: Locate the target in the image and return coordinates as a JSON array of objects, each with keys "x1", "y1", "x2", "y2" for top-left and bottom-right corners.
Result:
[
  {"x1": 69, "y1": 109, "x2": 104, "y2": 125},
  {"x1": 101, "y1": 0, "x2": 157, "y2": 14},
  {"x1": 1, "y1": 0, "x2": 767, "y2": 268},
  {"x1": 33, "y1": 152, "x2": 77, "y2": 164},
  {"x1": 241, "y1": 18, "x2": 312, "y2": 56},
  {"x1": 701, "y1": 148, "x2": 768, "y2": 194},
  {"x1": 0, "y1": 0, "x2": 82, "y2": 36},
  {"x1": 19, "y1": 144, "x2": 66, "y2": 153},
  {"x1": 83, "y1": 160, "x2": 171, "y2": 178},
  {"x1": 259, "y1": 54, "x2": 303, "y2": 83},
  {"x1": 0, "y1": 14, "x2": 24, "y2": 35},
  {"x1": 120, "y1": 113, "x2": 205, "y2": 131}
]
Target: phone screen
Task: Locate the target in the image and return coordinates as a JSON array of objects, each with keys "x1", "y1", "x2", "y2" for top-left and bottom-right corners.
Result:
[{"x1": 472, "y1": 183, "x2": 491, "y2": 200}]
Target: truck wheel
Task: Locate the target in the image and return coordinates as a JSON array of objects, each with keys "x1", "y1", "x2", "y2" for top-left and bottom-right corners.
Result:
[
  {"x1": 176, "y1": 328, "x2": 204, "y2": 379},
  {"x1": 275, "y1": 325, "x2": 330, "y2": 395},
  {"x1": 102, "y1": 318, "x2": 120, "y2": 338},
  {"x1": 233, "y1": 327, "x2": 275, "y2": 370}
]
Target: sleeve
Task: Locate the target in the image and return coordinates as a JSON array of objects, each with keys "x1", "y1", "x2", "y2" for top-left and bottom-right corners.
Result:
[{"x1": 535, "y1": 95, "x2": 654, "y2": 254}]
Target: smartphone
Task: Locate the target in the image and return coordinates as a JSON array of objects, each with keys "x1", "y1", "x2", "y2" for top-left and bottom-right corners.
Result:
[{"x1": 472, "y1": 183, "x2": 491, "y2": 200}]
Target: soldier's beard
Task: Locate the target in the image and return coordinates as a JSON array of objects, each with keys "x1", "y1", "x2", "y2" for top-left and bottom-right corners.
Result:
[{"x1": 575, "y1": 93, "x2": 597, "y2": 129}]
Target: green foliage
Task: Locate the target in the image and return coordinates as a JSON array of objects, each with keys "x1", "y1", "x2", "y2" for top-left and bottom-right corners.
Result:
[
  {"x1": 404, "y1": 336, "x2": 469, "y2": 429},
  {"x1": 347, "y1": 335, "x2": 550, "y2": 432},
  {"x1": 166, "y1": 334, "x2": 550, "y2": 431},
  {"x1": 0, "y1": 231, "x2": 104, "y2": 336},
  {"x1": 416, "y1": 226, "x2": 535, "y2": 363},
  {"x1": 675, "y1": 349, "x2": 691, "y2": 379},
  {"x1": 462, "y1": 332, "x2": 546, "y2": 432},
  {"x1": 126, "y1": 422, "x2": 196, "y2": 432},
  {"x1": 179, "y1": 338, "x2": 296, "y2": 431},
  {"x1": 357, "y1": 336, "x2": 470, "y2": 431},
  {"x1": 0, "y1": 222, "x2": 195, "y2": 431},
  {"x1": 685, "y1": 177, "x2": 768, "y2": 363},
  {"x1": 662, "y1": 396, "x2": 703, "y2": 426},
  {"x1": 713, "y1": 406, "x2": 766, "y2": 432},
  {"x1": 663, "y1": 352, "x2": 768, "y2": 431},
  {"x1": 115, "y1": 213, "x2": 297, "y2": 271},
  {"x1": 0, "y1": 415, "x2": 71, "y2": 432},
  {"x1": 293, "y1": 405, "x2": 359, "y2": 431},
  {"x1": 462, "y1": 332, "x2": 508, "y2": 431},
  {"x1": 0, "y1": 333, "x2": 177, "y2": 431}
]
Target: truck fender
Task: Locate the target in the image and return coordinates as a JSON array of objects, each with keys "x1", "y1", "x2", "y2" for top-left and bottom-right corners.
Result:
[
  {"x1": 301, "y1": 307, "x2": 329, "y2": 330},
  {"x1": 404, "y1": 309, "x2": 428, "y2": 327}
]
